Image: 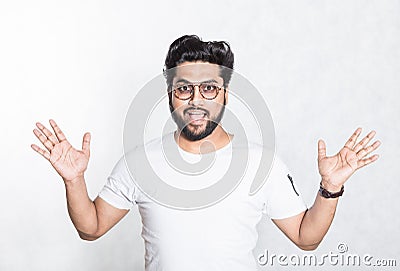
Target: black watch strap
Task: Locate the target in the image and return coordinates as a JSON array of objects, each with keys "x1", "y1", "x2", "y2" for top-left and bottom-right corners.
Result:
[{"x1": 319, "y1": 183, "x2": 344, "y2": 198}]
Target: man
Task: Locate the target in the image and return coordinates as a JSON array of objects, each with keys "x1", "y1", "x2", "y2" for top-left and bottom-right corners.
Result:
[{"x1": 31, "y1": 35, "x2": 380, "y2": 270}]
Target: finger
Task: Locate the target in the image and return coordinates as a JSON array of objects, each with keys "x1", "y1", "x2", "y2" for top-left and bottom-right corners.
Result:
[
  {"x1": 49, "y1": 119, "x2": 67, "y2": 142},
  {"x1": 33, "y1": 128, "x2": 54, "y2": 151},
  {"x1": 36, "y1": 122, "x2": 59, "y2": 145},
  {"x1": 356, "y1": 140, "x2": 381, "y2": 160},
  {"x1": 318, "y1": 139, "x2": 326, "y2": 161},
  {"x1": 344, "y1": 128, "x2": 362, "y2": 149},
  {"x1": 357, "y1": 154, "x2": 379, "y2": 169},
  {"x1": 82, "y1": 132, "x2": 91, "y2": 156},
  {"x1": 353, "y1": 130, "x2": 376, "y2": 153},
  {"x1": 31, "y1": 144, "x2": 50, "y2": 160}
]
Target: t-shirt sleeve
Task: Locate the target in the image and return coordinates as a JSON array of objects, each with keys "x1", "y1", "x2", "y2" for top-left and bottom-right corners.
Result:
[
  {"x1": 98, "y1": 157, "x2": 138, "y2": 210},
  {"x1": 264, "y1": 157, "x2": 308, "y2": 219}
]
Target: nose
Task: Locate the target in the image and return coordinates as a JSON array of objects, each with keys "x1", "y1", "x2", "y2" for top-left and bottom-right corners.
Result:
[{"x1": 188, "y1": 85, "x2": 204, "y2": 106}]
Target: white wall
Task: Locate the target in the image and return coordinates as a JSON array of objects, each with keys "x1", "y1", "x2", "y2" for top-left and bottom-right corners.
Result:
[{"x1": 0, "y1": 1, "x2": 399, "y2": 270}]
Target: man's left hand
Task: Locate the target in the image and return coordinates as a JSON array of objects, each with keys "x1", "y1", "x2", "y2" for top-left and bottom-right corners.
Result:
[{"x1": 317, "y1": 128, "x2": 381, "y2": 191}]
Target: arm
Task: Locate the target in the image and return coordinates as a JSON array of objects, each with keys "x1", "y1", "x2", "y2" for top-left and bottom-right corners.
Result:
[
  {"x1": 273, "y1": 128, "x2": 380, "y2": 250},
  {"x1": 31, "y1": 119, "x2": 128, "y2": 240},
  {"x1": 64, "y1": 176, "x2": 129, "y2": 240}
]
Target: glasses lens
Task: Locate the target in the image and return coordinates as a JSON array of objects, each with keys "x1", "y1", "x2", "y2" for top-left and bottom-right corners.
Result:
[
  {"x1": 174, "y1": 85, "x2": 193, "y2": 99},
  {"x1": 200, "y1": 84, "x2": 219, "y2": 99}
]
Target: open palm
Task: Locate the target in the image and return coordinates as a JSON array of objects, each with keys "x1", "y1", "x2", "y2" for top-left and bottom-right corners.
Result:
[
  {"x1": 31, "y1": 119, "x2": 91, "y2": 182},
  {"x1": 317, "y1": 128, "x2": 380, "y2": 188}
]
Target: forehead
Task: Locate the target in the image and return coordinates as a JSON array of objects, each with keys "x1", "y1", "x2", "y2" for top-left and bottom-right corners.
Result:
[{"x1": 173, "y1": 61, "x2": 223, "y2": 84}]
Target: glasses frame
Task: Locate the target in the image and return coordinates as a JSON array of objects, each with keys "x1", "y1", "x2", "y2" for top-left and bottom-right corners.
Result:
[{"x1": 172, "y1": 83, "x2": 225, "y2": 101}]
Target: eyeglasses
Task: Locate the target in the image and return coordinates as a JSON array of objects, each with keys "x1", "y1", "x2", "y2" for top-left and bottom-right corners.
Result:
[{"x1": 172, "y1": 83, "x2": 224, "y2": 100}]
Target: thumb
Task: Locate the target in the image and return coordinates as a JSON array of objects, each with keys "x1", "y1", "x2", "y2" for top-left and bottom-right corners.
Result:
[
  {"x1": 318, "y1": 139, "x2": 326, "y2": 161},
  {"x1": 82, "y1": 132, "x2": 91, "y2": 156}
]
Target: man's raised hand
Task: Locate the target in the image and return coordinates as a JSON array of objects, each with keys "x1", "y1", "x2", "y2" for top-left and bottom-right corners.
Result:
[
  {"x1": 317, "y1": 128, "x2": 381, "y2": 191},
  {"x1": 31, "y1": 119, "x2": 91, "y2": 183}
]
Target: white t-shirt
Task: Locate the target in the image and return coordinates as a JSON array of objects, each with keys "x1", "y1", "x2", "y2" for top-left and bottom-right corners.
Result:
[{"x1": 99, "y1": 132, "x2": 307, "y2": 271}]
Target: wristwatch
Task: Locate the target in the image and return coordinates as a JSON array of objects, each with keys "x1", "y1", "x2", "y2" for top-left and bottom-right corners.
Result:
[{"x1": 319, "y1": 182, "x2": 344, "y2": 198}]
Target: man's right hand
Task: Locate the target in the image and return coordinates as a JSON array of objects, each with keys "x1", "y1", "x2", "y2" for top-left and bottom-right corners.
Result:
[{"x1": 31, "y1": 119, "x2": 91, "y2": 183}]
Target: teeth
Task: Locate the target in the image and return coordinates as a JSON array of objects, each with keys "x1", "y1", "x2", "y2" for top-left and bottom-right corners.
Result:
[
  {"x1": 188, "y1": 111, "x2": 206, "y2": 115},
  {"x1": 187, "y1": 111, "x2": 206, "y2": 121}
]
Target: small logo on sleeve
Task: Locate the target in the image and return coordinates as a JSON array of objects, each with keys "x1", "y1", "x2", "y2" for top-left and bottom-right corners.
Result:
[{"x1": 287, "y1": 174, "x2": 299, "y2": 196}]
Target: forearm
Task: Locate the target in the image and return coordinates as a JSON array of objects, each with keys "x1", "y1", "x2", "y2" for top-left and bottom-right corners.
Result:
[
  {"x1": 298, "y1": 181, "x2": 341, "y2": 249},
  {"x1": 64, "y1": 176, "x2": 99, "y2": 239}
]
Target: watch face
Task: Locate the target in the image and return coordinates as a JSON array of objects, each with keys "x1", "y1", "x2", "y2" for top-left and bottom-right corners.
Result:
[{"x1": 321, "y1": 189, "x2": 331, "y2": 198}]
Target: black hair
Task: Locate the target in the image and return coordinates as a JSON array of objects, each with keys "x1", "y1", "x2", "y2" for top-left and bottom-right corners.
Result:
[{"x1": 163, "y1": 35, "x2": 234, "y2": 89}]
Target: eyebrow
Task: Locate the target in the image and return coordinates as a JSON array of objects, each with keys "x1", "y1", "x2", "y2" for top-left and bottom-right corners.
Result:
[{"x1": 174, "y1": 78, "x2": 219, "y2": 85}]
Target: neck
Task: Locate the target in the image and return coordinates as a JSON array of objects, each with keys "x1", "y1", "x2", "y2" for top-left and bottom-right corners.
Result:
[{"x1": 174, "y1": 125, "x2": 233, "y2": 154}]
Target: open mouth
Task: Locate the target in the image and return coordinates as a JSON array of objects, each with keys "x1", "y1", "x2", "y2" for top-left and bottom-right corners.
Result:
[{"x1": 186, "y1": 110, "x2": 208, "y2": 123}]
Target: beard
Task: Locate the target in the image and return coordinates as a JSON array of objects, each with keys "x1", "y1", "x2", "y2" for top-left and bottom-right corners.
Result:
[{"x1": 170, "y1": 98, "x2": 226, "y2": 141}]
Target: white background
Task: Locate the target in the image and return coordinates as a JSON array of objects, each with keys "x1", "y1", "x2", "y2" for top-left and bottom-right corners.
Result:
[{"x1": 1, "y1": 1, "x2": 399, "y2": 270}]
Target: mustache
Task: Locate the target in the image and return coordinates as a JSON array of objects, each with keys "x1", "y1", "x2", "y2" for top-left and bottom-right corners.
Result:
[{"x1": 183, "y1": 107, "x2": 210, "y2": 116}]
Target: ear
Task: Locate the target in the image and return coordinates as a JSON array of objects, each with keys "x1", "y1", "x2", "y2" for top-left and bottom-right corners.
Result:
[{"x1": 224, "y1": 87, "x2": 229, "y2": 105}]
